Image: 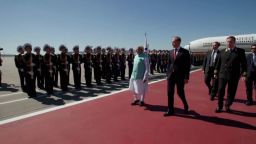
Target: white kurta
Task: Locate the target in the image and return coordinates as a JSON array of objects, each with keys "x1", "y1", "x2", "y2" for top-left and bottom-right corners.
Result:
[{"x1": 129, "y1": 56, "x2": 150, "y2": 96}]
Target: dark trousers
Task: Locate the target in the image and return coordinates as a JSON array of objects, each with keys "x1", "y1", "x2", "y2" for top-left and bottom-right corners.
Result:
[
  {"x1": 217, "y1": 78, "x2": 239, "y2": 108},
  {"x1": 113, "y1": 65, "x2": 120, "y2": 81},
  {"x1": 36, "y1": 70, "x2": 44, "y2": 89},
  {"x1": 25, "y1": 73, "x2": 36, "y2": 97},
  {"x1": 94, "y1": 66, "x2": 102, "y2": 84},
  {"x1": 120, "y1": 65, "x2": 126, "y2": 80},
  {"x1": 54, "y1": 69, "x2": 58, "y2": 87},
  {"x1": 18, "y1": 70, "x2": 26, "y2": 91},
  {"x1": 245, "y1": 73, "x2": 256, "y2": 102},
  {"x1": 128, "y1": 64, "x2": 133, "y2": 79},
  {"x1": 73, "y1": 68, "x2": 81, "y2": 89},
  {"x1": 167, "y1": 75, "x2": 188, "y2": 112},
  {"x1": 84, "y1": 67, "x2": 92, "y2": 86},
  {"x1": 204, "y1": 67, "x2": 218, "y2": 96},
  {"x1": 150, "y1": 63, "x2": 154, "y2": 75},
  {"x1": 102, "y1": 65, "x2": 106, "y2": 79},
  {"x1": 157, "y1": 62, "x2": 161, "y2": 72},
  {"x1": 45, "y1": 73, "x2": 53, "y2": 94},
  {"x1": 60, "y1": 70, "x2": 68, "y2": 91},
  {"x1": 105, "y1": 65, "x2": 112, "y2": 83}
]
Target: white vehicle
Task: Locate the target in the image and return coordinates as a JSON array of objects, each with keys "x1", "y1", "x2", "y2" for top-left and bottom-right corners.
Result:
[{"x1": 185, "y1": 34, "x2": 256, "y2": 65}]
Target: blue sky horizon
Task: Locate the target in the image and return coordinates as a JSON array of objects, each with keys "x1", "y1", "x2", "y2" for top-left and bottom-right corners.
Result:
[{"x1": 0, "y1": 0, "x2": 255, "y2": 54}]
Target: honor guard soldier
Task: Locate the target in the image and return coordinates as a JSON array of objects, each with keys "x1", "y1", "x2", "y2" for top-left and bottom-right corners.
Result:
[
  {"x1": 120, "y1": 48, "x2": 126, "y2": 80},
  {"x1": 23, "y1": 43, "x2": 37, "y2": 97},
  {"x1": 71, "y1": 45, "x2": 82, "y2": 89},
  {"x1": 83, "y1": 46, "x2": 93, "y2": 87},
  {"x1": 112, "y1": 48, "x2": 121, "y2": 81},
  {"x1": 58, "y1": 45, "x2": 70, "y2": 91},
  {"x1": 51, "y1": 47, "x2": 59, "y2": 87},
  {"x1": 15, "y1": 46, "x2": 26, "y2": 91},
  {"x1": 65, "y1": 48, "x2": 71, "y2": 85},
  {"x1": 105, "y1": 47, "x2": 113, "y2": 83},
  {"x1": 93, "y1": 46, "x2": 102, "y2": 85},
  {"x1": 101, "y1": 48, "x2": 107, "y2": 79},
  {"x1": 149, "y1": 49, "x2": 157, "y2": 75},
  {"x1": 43, "y1": 44, "x2": 55, "y2": 95},
  {"x1": 34, "y1": 46, "x2": 44, "y2": 89},
  {"x1": 244, "y1": 44, "x2": 256, "y2": 106},
  {"x1": 127, "y1": 48, "x2": 134, "y2": 79},
  {"x1": 156, "y1": 50, "x2": 162, "y2": 73},
  {"x1": 162, "y1": 50, "x2": 168, "y2": 73}
]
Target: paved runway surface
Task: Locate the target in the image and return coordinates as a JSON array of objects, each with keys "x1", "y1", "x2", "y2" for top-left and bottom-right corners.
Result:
[
  {"x1": 0, "y1": 66, "x2": 255, "y2": 144},
  {"x1": 0, "y1": 56, "x2": 166, "y2": 121}
]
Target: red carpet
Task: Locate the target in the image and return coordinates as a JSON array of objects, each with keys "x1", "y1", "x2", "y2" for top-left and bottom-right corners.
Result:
[{"x1": 0, "y1": 71, "x2": 255, "y2": 144}]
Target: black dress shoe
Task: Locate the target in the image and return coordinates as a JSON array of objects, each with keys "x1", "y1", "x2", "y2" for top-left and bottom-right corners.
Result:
[
  {"x1": 215, "y1": 107, "x2": 222, "y2": 113},
  {"x1": 245, "y1": 100, "x2": 253, "y2": 106},
  {"x1": 225, "y1": 105, "x2": 231, "y2": 113},
  {"x1": 131, "y1": 100, "x2": 139, "y2": 105},
  {"x1": 210, "y1": 95, "x2": 215, "y2": 101},
  {"x1": 164, "y1": 111, "x2": 174, "y2": 116},
  {"x1": 139, "y1": 101, "x2": 145, "y2": 106},
  {"x1": 184, "y1": 105, "x2": 189, "y2": 114},
  {"x1": 184, "y1": 108, "x2": 189, "y2": 114}
]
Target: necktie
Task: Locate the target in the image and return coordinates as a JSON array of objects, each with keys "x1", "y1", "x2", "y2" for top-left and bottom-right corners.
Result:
[
  {"x1": 253, "y1": 54, "x2": 256, "y2": 66},
  {"x1": 210, "y1": 50, "x2": 216, "y2": 66},
  {"x1": 173, "y1": 49, "x2": 177, "y2": 60}
]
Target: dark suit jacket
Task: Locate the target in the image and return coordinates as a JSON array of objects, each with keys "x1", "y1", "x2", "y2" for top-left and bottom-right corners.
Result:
[
  {"x1": 202, "y1": 50, "x2": 220, "y2": 74},
  {"x1": 246, "y1": 53, "x2": 256, "y2": 78},
  {"x1": 214, "y1": 47, "x2": 247, "y2": 80},
  {"x1": 166, "y1": 47, "x2": 191, "y2": 80}
]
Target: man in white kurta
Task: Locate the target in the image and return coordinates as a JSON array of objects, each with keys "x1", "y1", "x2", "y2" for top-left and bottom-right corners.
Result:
[{"x1": 129, "y1": 46, "x2": 149, "y2": 106}]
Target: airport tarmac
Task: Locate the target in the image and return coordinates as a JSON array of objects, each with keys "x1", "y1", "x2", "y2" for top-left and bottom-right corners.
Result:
[{"x1": 0, "y1": 56, "x2": 167, "y2": 121}]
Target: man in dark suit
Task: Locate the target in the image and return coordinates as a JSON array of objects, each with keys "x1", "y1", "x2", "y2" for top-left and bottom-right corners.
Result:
[
  {"x1": 164, "y1": 36, "x2": 191, "y2": 116},
  {"x1": 214, "y1": 36, "x2": 247, "y2": 112},
  {"x1": 245, "y1": 44, "x2": 256, "y2": 106},
  {"x1": 202, "y1": 41, "x2": 221, "y2": 100}
]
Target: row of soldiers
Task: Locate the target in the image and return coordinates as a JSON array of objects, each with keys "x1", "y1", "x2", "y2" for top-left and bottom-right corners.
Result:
[
  {"x1": 148, "y1": 50, "x2": 171, "y2": 74},
  {"x1": 14, "y1": 43, "x2": 137, "y2": 97},
  {"x1": 14, "y1": 43, "x2": 171, "y2": 97}
]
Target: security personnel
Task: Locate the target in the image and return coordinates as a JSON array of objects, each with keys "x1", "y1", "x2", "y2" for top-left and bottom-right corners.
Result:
[
  {"x1": 105, "y1": 47, "x2": 113, "y2": 83},
  {"x1": 93, "y1": 46, "x2": 102, "y2": 85},
  {"x1": 15, "y1": 46, "x2": 26, "y2": 92},
  {"x1": 58, "y1": 45, "x2": 70, "y2": 91},
  {"x1": 51, "y1": 47, "x2": 59, "y2": 87},
  {"x1": 202, "y1": 41, "x2": 221, "y2": 100},
  {"x1": 43, "y1": 44, "x2": 55, "y2": 95},
  {"x1": 245, "y1": 44, "x2": 256, "y2": 106},
  {"x1": 214, "y1": 36, "x2": 247, "y2": 112},
  {"x1": 127, "y1": 48, "x2": 134, "y2": 79},
  {"x1": 23, "y1": 43, "x2": 37, "y2": 97},
  {"x1": 120, "y1": 48, "x2": 126, "y2": 80},
  {"x1": 83, "y1": 46, "x2": 93, "y2": 87},
  {"x1": 34, "y1": 46, "x2": 44, "y2": 89},
  {"x1": 71, "y1": 45, "x2": 82, "y2": 89}
]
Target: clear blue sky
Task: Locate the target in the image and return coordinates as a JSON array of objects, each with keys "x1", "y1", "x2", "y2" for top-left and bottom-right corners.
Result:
[{"x1": 0, "y1": 0, "x2": 255, "y2": 54}]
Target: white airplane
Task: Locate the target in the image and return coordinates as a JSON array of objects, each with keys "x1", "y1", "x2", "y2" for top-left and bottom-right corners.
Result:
[{"x1": 184, "y1": 34, "x2": 256, "y2": 65}]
